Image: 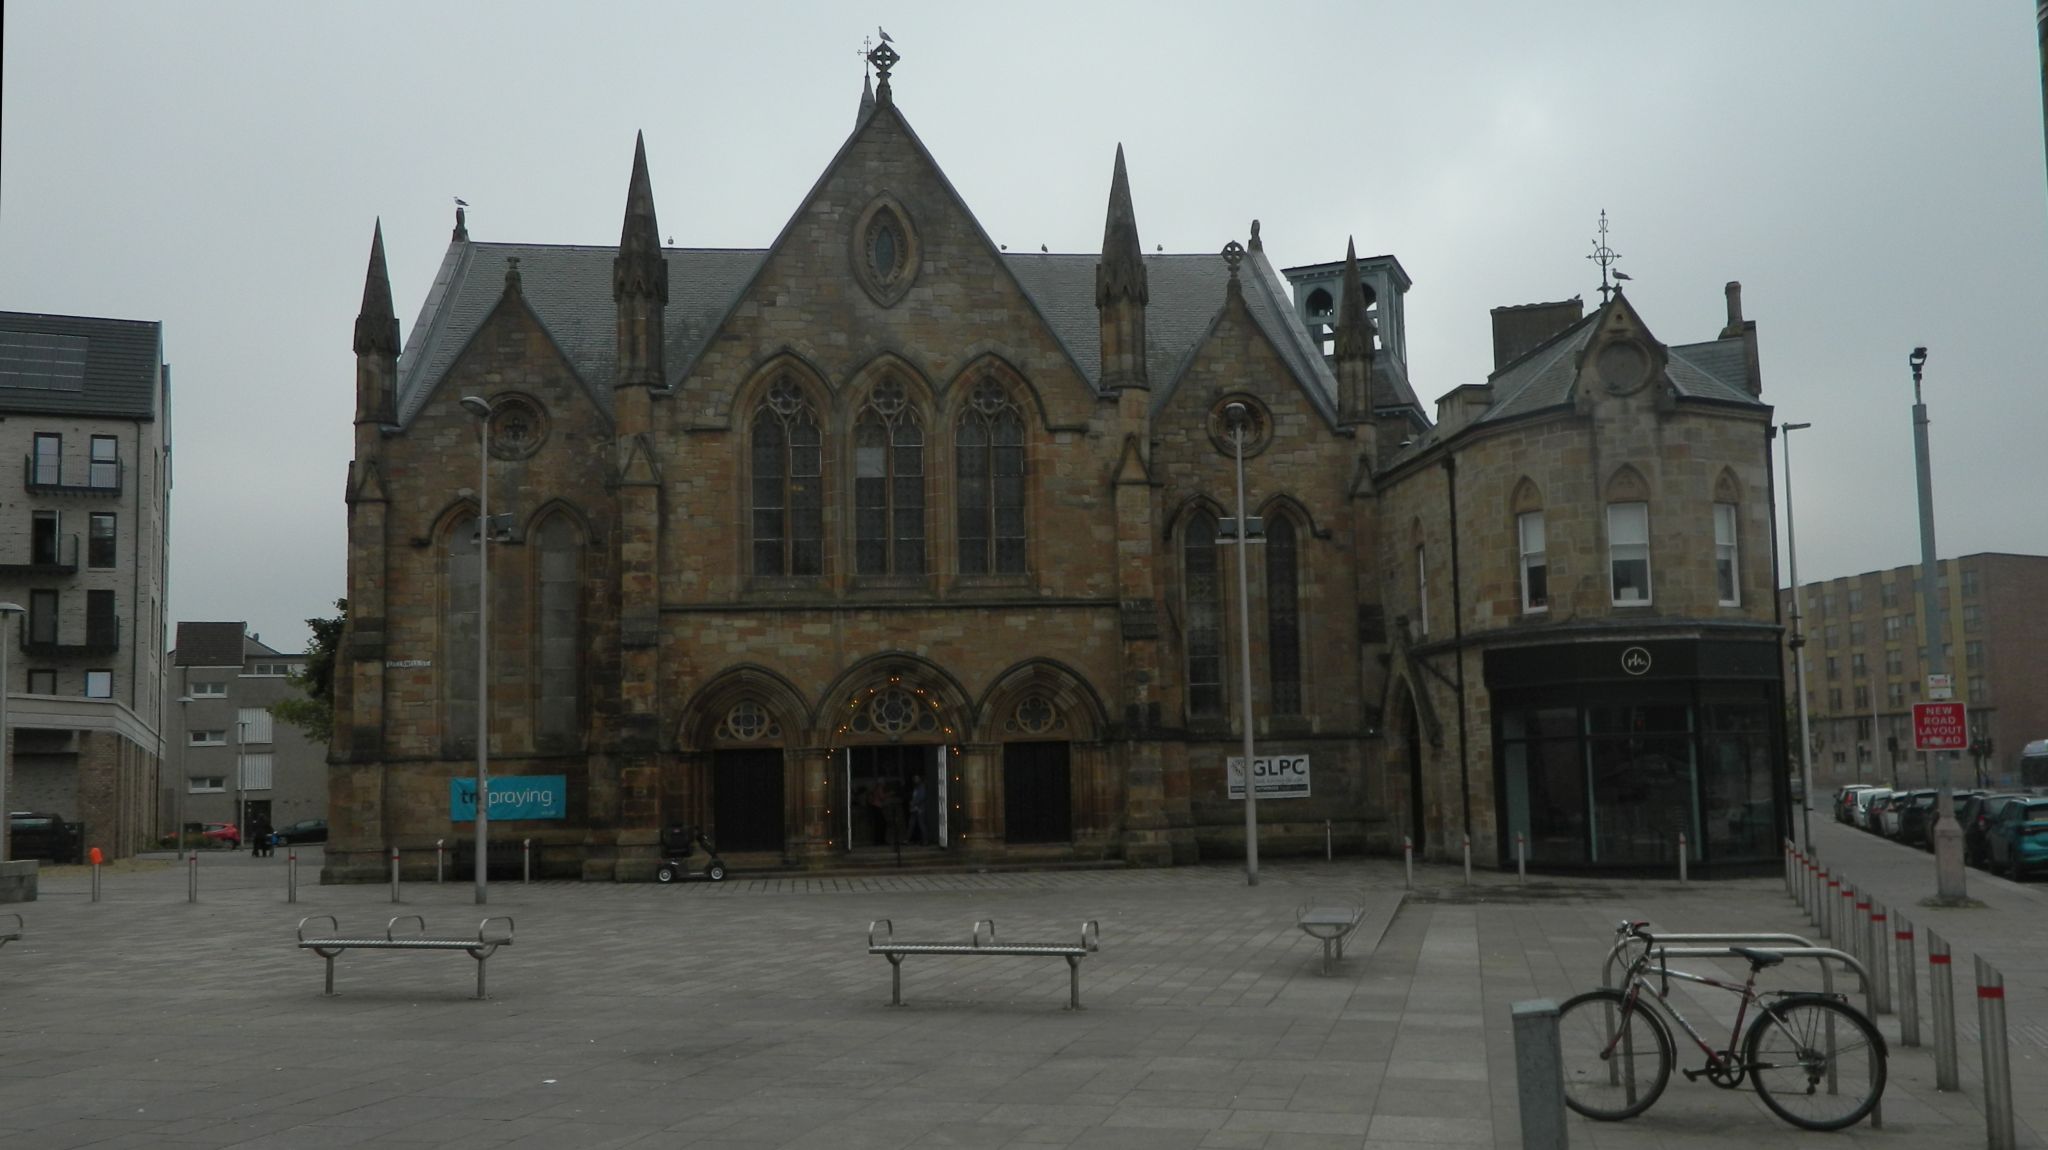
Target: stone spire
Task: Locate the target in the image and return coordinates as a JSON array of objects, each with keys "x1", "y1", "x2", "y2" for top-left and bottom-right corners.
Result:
[
  {"x1": 1335, "y1": 239, "x2": 1377, "y2": 427},
  {"x1": 1095, "y1": 144, "x2": 1148, "y2": 390},
  {"x1": 613, "y1": 131, "x2": 667, "y2": 306},
  {"x1": 353, "y1": 219, "x2": 400, "y2": 358},
  {"x1": 858, "y1": 70, "x2": 875, "y2": 124}
]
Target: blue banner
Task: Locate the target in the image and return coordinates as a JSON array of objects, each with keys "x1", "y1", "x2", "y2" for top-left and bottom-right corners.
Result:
[{"x1": 450, "y1": 775, "x2": 567, "y2": 822}]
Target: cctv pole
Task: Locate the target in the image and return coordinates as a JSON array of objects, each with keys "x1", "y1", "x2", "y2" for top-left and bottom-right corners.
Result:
[
  {"x1": 1781, "y1": 424, "x2": 1815, "y2": 855},
  {"x1": 1910, "y1": 347, "x2": 1967, "y2": 902}
]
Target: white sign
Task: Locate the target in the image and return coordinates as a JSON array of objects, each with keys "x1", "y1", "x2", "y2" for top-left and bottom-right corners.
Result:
[
  {"x1": 1227, "y1": 755, "x2": 1312, "y2": 800},
  {"x1": 1926, "y1": 673, "x2": 1953, "y2": 701},
  {"x1": 385, "y1": 659, "x2": 432, "y2": 669}
]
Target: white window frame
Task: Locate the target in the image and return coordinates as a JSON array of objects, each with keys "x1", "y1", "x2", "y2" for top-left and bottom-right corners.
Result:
[
  {"x1": 1517, "y1": 511, "x2": 1548, "y2": 613},
  {"x1": 188, "y1": 776, "x2": 226, "y2": 794},
  {"x1": 1713, "y1": 502, "x2": 1740, "y2": 606},
  {"x1": 84, "y1": 670, "x2": 112, "y2": 698},
  {"x1": 1607, "y1": 502, "x2": 1652, "y2": 605},
  {"x1": 188, "y1": 729, "x2": 226, "y2": 747},
  {"x1": 192, "y1": 680, "x2": 228, "y2": 697}
]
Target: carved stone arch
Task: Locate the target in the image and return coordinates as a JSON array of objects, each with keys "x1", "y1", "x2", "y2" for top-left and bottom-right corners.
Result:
[
  {"x1": 1510, "y1": 477, "x2": 1544, "y2": 514},
  {"x1": 1713, "y1": 466, "x2": 1743, "y2": 505},
  {"x1": 1162, "y1": 493, "x2": 1228, "y2": 542},
  {"x1": 944, "y1": 352, "x2": 1056, "y2": 434},
  {"x1": 1255, "y1": 494, "x2": 1321, "y2": 540},
  {"x1": 678, "y1": 664, "x2": 814, "y2": 751},
  {"x1": 734, "y1": 352, "x2": 832, "y2": 419},
  {"x1": 520, "y1": 498, "x2": 593, "y2": 547},
  {"x1": 817, "y1": 652, "x2": 975, "y2": 747},
  {"x1": 843, "y1": 351, "x2": 937, "y2": 413},
  {"x1": 973, "y1": 658, "x2": 1111, "y2": 744},
  {"x1": 1605, "y1": 463, "x2": 1651, "y2": 502}
]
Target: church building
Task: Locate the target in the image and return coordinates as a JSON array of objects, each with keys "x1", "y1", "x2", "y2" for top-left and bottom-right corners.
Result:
[{"x1": 330, "y1": 50, "x2": 1787, "y2": 882}]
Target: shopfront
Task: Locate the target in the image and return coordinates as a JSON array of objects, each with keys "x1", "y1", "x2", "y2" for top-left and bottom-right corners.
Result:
[{"x1": 1487, "y1": 637, "x2": 1786, "y2": 871}]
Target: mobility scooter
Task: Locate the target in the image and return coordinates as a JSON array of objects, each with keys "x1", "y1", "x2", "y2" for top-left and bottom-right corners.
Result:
[{"x1": 655, "y1": 824, "x2": 727, "y2": 883}]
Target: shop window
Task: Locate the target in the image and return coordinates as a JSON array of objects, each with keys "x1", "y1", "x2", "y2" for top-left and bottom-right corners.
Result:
[
  {"x1": 1183, "y1": 511, "x2": 1223, "y2": 717},
  {"x1": 1607, "y1": 502, "x2": 1650, "y2": 604}
]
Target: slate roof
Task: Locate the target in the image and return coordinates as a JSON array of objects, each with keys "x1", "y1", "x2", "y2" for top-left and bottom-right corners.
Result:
[
  {"x1": 1473, "y1": 300, "x2": 1761, "y2": 426},
  {"x1": 173, "y1": 622, "x2": 248, "y2": 668},
  {"x1": 0, "y1": 311, "x2": 163, "y2": 420},
  {"x1": 392, "y1": 242, "x2": 1387, "y2": 429}
]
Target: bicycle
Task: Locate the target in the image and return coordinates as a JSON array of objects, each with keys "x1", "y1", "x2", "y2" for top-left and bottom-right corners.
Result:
[{"x1": 1555, "y1": 920, "x2": 1887, "y2": 1131}]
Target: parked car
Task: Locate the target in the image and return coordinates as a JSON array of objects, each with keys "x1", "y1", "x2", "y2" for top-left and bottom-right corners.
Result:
[
  {"x1": 1984, "y1": 797, "x2": 2048, "y2": 878},
  {"x1": 6, "y1": 811, "x2": 84, "y2": 864},
  {"x1": 272, "y1": 819, "x2": 327, "y2": 845},
  {"x1": 1835, "y1": 784, "x2": 1880, "y2": 824},
  {"x1": 1887, "y1": 789, "x2": 1937, "y2": 842},
  {"x1": 1853, "y1": 788, "x2": 1894, "y2": 831},
  {"x1": 1910, "y1": 790, "x2": 1983, "y2": 850},
  {"x1": 199, "y1": 822, "x2": 240, "y2": 849},
  {"x1": 1963, "y1": 793, "x2": 2029, "y2": 867}
]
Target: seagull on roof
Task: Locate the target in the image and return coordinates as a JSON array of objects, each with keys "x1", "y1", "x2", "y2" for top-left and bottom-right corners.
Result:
[
  {"x1": 1614, "y1": 271, "x2": 1633, "y2": 281},
  {"x1": 877, "y1": 26, "x2": 892, "y2": 43},
  {"x1": 1040, "y1": 243, "x2": 1048, "y2": 252}
]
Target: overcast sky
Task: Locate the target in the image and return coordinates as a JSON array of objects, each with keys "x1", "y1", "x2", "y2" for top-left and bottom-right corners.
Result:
[{"x1": 3, "y1": 2, "x2": 2043, "y2": 651}]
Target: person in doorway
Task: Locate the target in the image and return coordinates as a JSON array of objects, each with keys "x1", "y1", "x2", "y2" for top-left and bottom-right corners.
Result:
[
  {"x1": 249, "y1": 814, "x2": 273, "y2": 858},
  {"x1": 908, "y1": 777, "x2": 928, "y2": 845},
  {"x1": 865, "y1": 782, "x2": 889, "y2": 848}
]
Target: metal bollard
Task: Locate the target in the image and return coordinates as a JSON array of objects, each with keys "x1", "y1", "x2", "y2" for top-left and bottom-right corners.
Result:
[
  {"x1": 523, "y1": 838, "x2": 533, "y2": 884},
  {"x1": 90, "y1": 860, "x2": 102, "y2": 903},
  {"x1": 1928, "y1": 929, "x2": 1958, "y2": 1090},
  {"x1": 287, "y1": 851, "x2": 299, "y2": 904},
  {"x1": 436, "y1": 839, "x2": 445, "y2": 883},
  {"x1": 1976, "y1": 955, "x2": 2015, "y2": 1150},
  {"x1": 1511, "y1": 999, "x2": 1568, "y2": 1149},
  {"x1": 1324, "y1": 819, "x2": 1332, "y2": 861},
  {"x1": 1838, "y1": 881, "x2": 1857, "y2": 963},
  {"x1": 187, "y1": 852, "x2": 198, "y2": 903},
  {"x1": 1462, "y1": 834, "x2": 1472, "y2": 885},
  {"x1": 1403, "y1": 835, "x2": 1414, "y2": 890},
  {"x1": 1867, "y1": 898, "x2": 1890, "y2": 1015},
  {"x1": 1516, "y1": 832, "x2": 1526, "y2": 884},
  {"x1": 1677, "y1": 831, "x2": 1688, "y2": 883},
  {"x1": 1894, "y1": 912, "x2": 1920, "y2": 1047},
  {"x1": 1854, "y1": 892, "x2": 1872, "y2": 972},
  {"x1": 1821, "y1": 871, "x2": 1837, "y2": 940},
  {"x1": 389, "y1": 845, "x2": 401, "y2": 903},
  {"x1": 1784, "y1": 839, "x2": 1794, "y2": 897}
]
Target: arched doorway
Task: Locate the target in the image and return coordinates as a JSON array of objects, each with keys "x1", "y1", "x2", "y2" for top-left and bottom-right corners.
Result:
[
  {"x1": 677, "y1": 667, "x2": 808, "y2": 855},
  {"x1": 974, "y1": 659, "x2": 1111, "y2": 847},
  {"x1": 821, "y1": 657, "x2": 974, "y2": 854}
]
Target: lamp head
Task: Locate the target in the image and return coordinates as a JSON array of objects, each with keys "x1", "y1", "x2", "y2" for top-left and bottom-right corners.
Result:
[
  {"x1": 1783, "y1": 421, "x2": 1811, "y2": 432},
  {"x1": 459, "y1": 395, "x2": 493, "y2": 419},
  {"x1": 1909, "y1": 347, "x2": 1928, "y2": 371},
  {"x1": 0, "y1": 602, "x2": 23, "y2": 615},
  {"x1": 1223, "y1": 401, "x2": 1249, "y2": 427}
]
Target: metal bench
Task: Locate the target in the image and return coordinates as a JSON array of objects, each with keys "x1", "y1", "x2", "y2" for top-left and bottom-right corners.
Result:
[
  {"x1": 296, "y1": 914, "x2": 513, "y2": 999},
  {"x1": 1296, "y1": 901, "x2": 1367, "y2": 974},
  {"x1": 0, "y1": 913, "x2": 20, "y2": 952},
  {"x1": 867, "y1": 918, "x2": 1099, "y2": 1009}
]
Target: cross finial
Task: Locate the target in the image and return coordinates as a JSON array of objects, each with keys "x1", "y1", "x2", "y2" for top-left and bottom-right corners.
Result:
[
  {"x1": 1587, "y1": 209, "x2": 1623, "y2": 303},
  {"x1": 867, "y1": 34, "x2": 900, "y2": 103}
]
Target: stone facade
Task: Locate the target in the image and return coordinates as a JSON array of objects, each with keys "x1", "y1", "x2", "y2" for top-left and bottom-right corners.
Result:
[{"x1": 331, "y1": 71, "x2": 1784, "y2": 880}]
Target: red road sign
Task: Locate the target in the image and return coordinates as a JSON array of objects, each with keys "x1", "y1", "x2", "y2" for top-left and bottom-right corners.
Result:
[{"x1": 1912, "y1": 702, "x2": 1969, "y2": 751}]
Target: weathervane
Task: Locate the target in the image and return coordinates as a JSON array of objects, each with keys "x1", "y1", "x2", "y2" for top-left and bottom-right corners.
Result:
[{"x1": 1587, "y1": 209, "x2": 1628, "y2": 303}]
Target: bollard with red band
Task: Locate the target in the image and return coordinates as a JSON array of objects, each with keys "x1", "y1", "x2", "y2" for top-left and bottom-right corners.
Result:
[
  {"x1": 1822, "y1": 871, "x2": 1839, "y2": 940},
  {"x1": 1928, "y1": 929, "x2": 1957, "y2": 1090},
  {"x1": 1977, "y1": 955, "x2": 2014, "y2": 1150},
  {"x1": 1867, "y1": 899, "x2": 1891, "y2": 1015},
  {"x1": 1893, "y1": 913, "x2": 1919, "y2": 1047},
  {"x1": 1853, "y1": 891, "x2": 1872, "y2": 969}
]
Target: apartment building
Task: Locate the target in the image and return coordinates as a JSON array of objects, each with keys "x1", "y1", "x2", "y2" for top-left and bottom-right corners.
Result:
[
  {"x1": 168, "y1": 623, "x2": 324, "y2": 838},
  {"x1": 1779, "y1": 553, "x2": 2048, "y2": 791},
  {"x1": 0, "y1": 312, "x2": 171, "y2": 858}
]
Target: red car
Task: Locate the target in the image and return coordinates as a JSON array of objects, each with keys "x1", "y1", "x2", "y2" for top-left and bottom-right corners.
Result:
[{"x1": 199, "y1": 822, "x2": 240, "y2": 848}]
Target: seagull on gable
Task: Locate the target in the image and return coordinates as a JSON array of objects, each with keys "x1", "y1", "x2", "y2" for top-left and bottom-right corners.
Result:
[{"x1": 877, "y1": 26, "x2": 892, "y2": 43}]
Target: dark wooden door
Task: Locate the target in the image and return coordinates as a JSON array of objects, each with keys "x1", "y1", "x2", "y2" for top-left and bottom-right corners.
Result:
[
  {"x1": 1003, "y1": 741, "x2": 1072, "y2": 844},
  {"x1": 713, "y1": 749, "x2": 785, "y2": 852}
]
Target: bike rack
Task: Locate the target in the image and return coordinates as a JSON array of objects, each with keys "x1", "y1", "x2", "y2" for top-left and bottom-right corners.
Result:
[{"x1": 1603, "y1": 932, "x2": 1817, "y2": 995}]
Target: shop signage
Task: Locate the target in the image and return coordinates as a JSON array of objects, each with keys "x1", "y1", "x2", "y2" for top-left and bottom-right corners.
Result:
[
  {"x1": 385, "y1": 659, "x2": 432, "y2": 669},
  {"x1": 1911, "y1": 703, "x2": 1968, "y2": 752},
  {"x1": 450, "y1": 775, "x2": 567, "y2": 821},
  {"x1": 1227, "y1": 755, "x2": 1311, "y2": 799},
  {"x1": 1620, "y1": 647, "x2": 1653, "y2": 675}
]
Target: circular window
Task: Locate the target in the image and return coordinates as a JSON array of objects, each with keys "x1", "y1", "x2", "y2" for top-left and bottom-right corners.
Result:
[
  {"x1": 486, "y1": 394, "x2": 548, "y2": 460},
  {"x1": 716, "y1": 699, "x2": 780, "y2": 742},
  {"x1": 1597, "y1": 340, "x2": 1653, "y2": 396},
  {"x1": 851, "y1": 197, "x2": 920, "y2": 308},
  {"x1": 1206, "y1": 394, "x2": 1274, "y2": 458}
]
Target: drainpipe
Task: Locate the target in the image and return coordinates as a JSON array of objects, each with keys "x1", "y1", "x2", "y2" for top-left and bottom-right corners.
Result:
[{"x1": 1444, "y1": 454, "x2": 1472, "y2": 840}]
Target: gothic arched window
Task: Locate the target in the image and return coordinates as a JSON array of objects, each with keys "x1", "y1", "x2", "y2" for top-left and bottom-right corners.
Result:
[
  {"x1": 444, "y1": 514, "x2": 480, "y2": 749},
  {"x1": 534, "y1": 514, "x2": 580, "y2": 745},
  {"x1": 957, "y1": 378, "x2": 1026, "y2": 575},
  {"x1": 1184, "y1": 510, "x2": 1223, "y2": 717},
  {"x1": 854, "y1": 379, "x2": 925, "y2": 576},
  {"x1": 751, "y1": 377, "x2": 823, "y2": 577},
  {"x1": 1265, "y1": 515, "x2": 1301, "y2": 715}
]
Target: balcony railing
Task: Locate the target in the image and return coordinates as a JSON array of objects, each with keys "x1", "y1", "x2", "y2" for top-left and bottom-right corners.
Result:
[
  {"x1": 0, "y1": 533, "x2": 78, "y2": 576},
  {"x1": 23, "y1": 456, "x2": 123, "y2": 496},
  {"x1": 21, "y1": 617, "x2": 120, "y2": 656}
]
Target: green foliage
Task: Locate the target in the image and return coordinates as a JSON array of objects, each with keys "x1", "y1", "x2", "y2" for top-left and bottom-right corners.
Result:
[{"x1": 272, "y1": 598, "x2": 345, "y2": 744}]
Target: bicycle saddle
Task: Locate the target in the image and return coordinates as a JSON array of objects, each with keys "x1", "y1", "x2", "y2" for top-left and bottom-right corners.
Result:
[{"x1": 1731, "y1": 947, "x2": 1784, "y2": 969}]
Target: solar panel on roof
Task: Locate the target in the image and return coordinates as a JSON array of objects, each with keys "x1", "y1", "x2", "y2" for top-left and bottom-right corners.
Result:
[{"x1": 0, "y1": 330, "x2": 89, "y2": 391}]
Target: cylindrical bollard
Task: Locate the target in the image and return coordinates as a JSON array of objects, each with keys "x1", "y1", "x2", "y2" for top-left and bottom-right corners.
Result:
[
  {"x1": 1839, "y1": 881, "x2": 1857, "y2": 963},
  {"x1": 90, "y1": 860, "x2": 102, "y2": 903},
  {"x1": 1821, "y1": 871, "x2": 1837, "y2": 940},
  {"x1": 1894, "y1": 912, "x2": 1920, "y2": 1047},
  {"x1": 1928, "y1": 928, "x2": 1958, "y2": 1090},
  {"x1": 1462, "y1": 834, "x2": 1472, "y2": 886},
  {"x1": 1976, "y1": 955, "x2": 2015, "y2": 1150},
  {"x1": 1806, "y1": 857, "x2": 1819, "y2": 923},
  {"x1": 1516, "y1": 832, "x2": 1526, "y2": 884},
  {"x1": 1854, "y1": 892, "x2": 1872, "y2": 973},
  {"x1": 187, "y1": 852, "x2": 198, "y2": 903},
  {"x1": 287, "y1": 851, "x2": 299, "y2": 904},
  {"x1": 1867, "y1": 899, "x2": 1891, "y2": 1015},
  {"x1": 1325, "y1": 819, "x2": 1332, "y2": 861},
  {"x1": 1403, "y1": 835, "x2": 1414, "y2": 891},
  {"x1": 523, "y1": 838, "x2": 532, "y2": 884},
  {"x1": 436, "y1": 838, "x2": 445, "y2": 884},
  {"x1": 1511, "y1": 999, "x2": 1568, "y2": 1150},
  {"x1": 1677, "y1": 831, "x2": 1688, "y2": 883},
  {"x1": 1784, "y1": 839, "x2": 1794, "y2": 897},
  {"x1": 389, "y1": 845, "x2": 401, "y2": 903}
]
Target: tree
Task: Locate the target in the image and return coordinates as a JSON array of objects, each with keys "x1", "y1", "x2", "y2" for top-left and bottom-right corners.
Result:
[{"x1": 272, "y1": 598, "x2": 345, "y2": 744}]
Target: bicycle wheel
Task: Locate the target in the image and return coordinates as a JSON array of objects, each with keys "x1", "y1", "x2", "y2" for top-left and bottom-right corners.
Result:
[
  {"x1": 1745, "y1": 994, "x2": 1887, "y2": 1131},
  {"x1": 1556, "y1": 988, "x2": 1673, "y2": 1121}
]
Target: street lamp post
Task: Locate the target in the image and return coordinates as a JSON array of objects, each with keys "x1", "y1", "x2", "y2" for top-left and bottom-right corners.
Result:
[
  {"x1": 235, "y1": 719, "x2": 248, "y2": 851},
  {"x1": 0, "y1": 602, "x2": 22, "y2": 862},
  {"x1": 1780, "y1": 424, "x2": 1815, "y2": 855},
  {"x1": 1909, "y1": 347, "x2": 1968, "y2": 902},
  {"x1": 1224, "y1": 403, "x2": 1260, "y2": 886},
  {"x1": 460, "y1": 395, "x2": 495, "y2": 905},
  {"x1": 175, "y1": 695, "x2": 193, "y2": 860}
]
